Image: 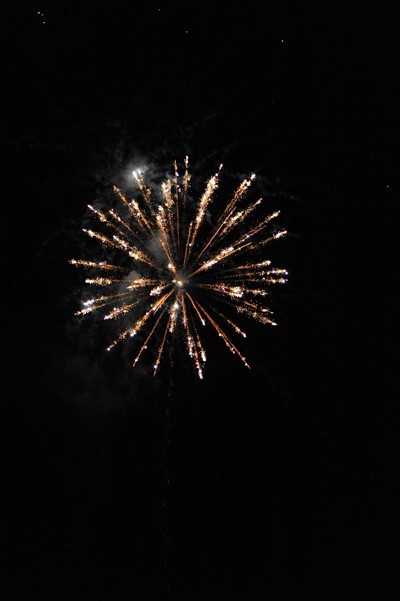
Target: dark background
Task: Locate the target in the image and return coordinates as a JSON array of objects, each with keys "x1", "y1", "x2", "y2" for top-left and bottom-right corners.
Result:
[{"x1": 2, "y1": 2, "x2": 397, "y2": 598}]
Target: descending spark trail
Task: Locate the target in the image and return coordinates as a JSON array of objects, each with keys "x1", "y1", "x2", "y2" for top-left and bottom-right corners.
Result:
[{"x1": 70, "y1": 157, "x2": 287, "y2": 378}]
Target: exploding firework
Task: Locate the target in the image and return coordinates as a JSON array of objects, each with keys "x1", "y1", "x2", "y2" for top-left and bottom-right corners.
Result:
[{"x1": 70, "y1": 157, "x2": 287, "y2": 378}]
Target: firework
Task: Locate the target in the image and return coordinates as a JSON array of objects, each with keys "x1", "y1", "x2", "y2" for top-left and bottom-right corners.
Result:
[{"x1": 70, "y1": 158, "x2": 287, "y2": 378}]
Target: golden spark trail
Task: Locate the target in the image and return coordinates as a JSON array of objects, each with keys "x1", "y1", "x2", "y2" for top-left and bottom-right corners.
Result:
[
  {"x1": 85, "y1": 277, "x2": 123, "y2": 286},
  {"x1": 202, "y1": 288, "x2": 275, "y2": 325},
  {"x1": 188, "y1": 312, "x2": 204, "y2": 379},
  {"x1": 186, "y1": 292, "x2": 206, "y2": 326},
  {"x1": 218, "y1": 198, "x2": 263, "y2": 239},
  {"x1": 74, "y1": 290, "x2": 142, "y2": 316},
  {"x1": 173, "y1": 160, "x2": 181, "y2": 251},
  {"x1": 218, "y1": 260, "x2": 272, "y2": 275},
  {"x1": 195, "y1": 172, "x2": 254, "y2": 262},
  {"x1": 87, "y1": 205, "x2": 129, "y2": 241},
  {"x1": 183, "y1": 221, "x2": 193, "y2": 268},
  {"x1": 133, "y1": 310, "x2": 165, "y2": 367},
  {"x1": 113, "y1": 186, "x2": 153, "y2": 232},
  {"x1": 104, "y1": 301, "x2": 143, "y2": 321},
  {"x1": 186, "y1": 165, "x2": 222, "y2": 262},
  {"x1": 108, "y1": 209, "x2": 135, "y2": 236},
  {"x1": 183, "y1": 155, "x2": 190, "y2": 204},
  {"x1": 69, "y1": 259, "x2": 128, "y2": 272},
  {"x1": 106, "y1": 290, "x2": 173, "y2": 351},
  {"x1": 153, "y1": 315, "x2": 171, "y2": 376},
  {"x1": 190, "y1": 212, "x2": 283, "y2": 277},
  {"x1": 132, "y1": 171, "x2": 156, "y2": 222},
  {"x1": 161, "y1": 180, "x2": 178, "y2": 252},
  {"x1": 191, "y1": 297, "x2": 250, "y2": 369},
  {"x1": 126, "y1": 278, "x2": 163, "y2": 290},
  {"x1": 209, "y1": 307, "x2": 247, "y2": 338},
  {"x1": 82, "y1": 228, "x2": 157, "y2": 268}
]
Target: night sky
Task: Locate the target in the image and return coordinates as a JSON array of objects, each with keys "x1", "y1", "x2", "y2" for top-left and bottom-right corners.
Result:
[{"x1": 2, "y1": 2, "x2": 397, "y2": 599}]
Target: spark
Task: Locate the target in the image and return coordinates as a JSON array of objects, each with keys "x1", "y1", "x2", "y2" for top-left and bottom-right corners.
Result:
[{"x1": 71, "y1": 158, "x2": 287, "y2": 377}]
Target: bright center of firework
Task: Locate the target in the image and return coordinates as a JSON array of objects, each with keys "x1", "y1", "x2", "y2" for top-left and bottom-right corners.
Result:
[
  {"x1": 172, "y1": 271, "x2": 188, "y2": 289},
  {"x1": 70, "y1": 157, "x2": 287, "y2": 378}
]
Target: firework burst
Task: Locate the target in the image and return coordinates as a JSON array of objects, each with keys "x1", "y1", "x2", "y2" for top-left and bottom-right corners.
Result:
[{"x1": 70, "y1": 157, "x2": 287, "y2": 378}]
